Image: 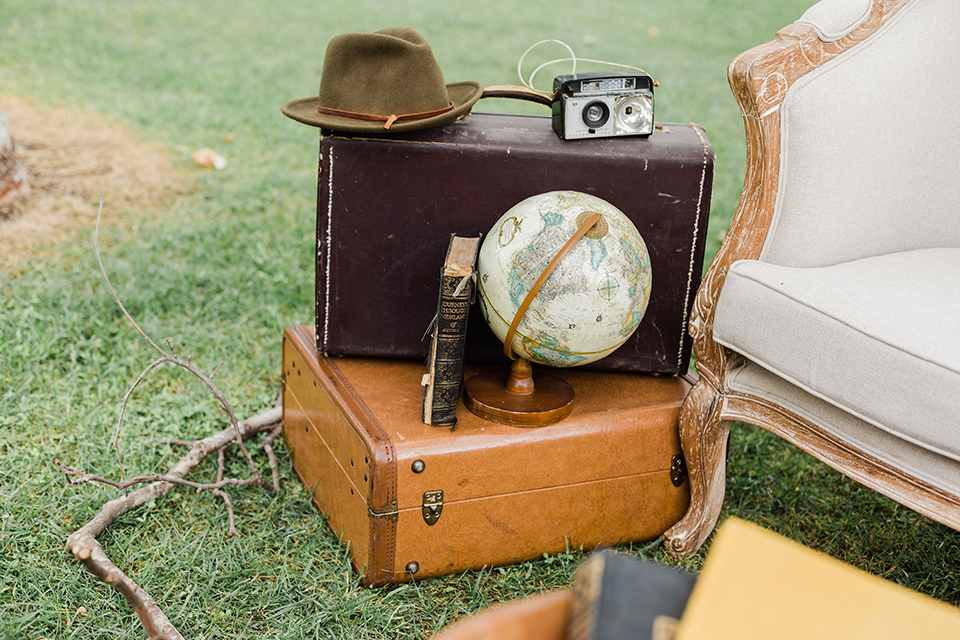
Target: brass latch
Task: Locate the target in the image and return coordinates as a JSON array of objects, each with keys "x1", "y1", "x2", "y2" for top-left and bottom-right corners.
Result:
[
  {"x1": 671, "y1": 454, "x2": 688, "y2": 487},
  {"x1": 368, "y1": 500, "x2": 398, "y2": 521},
  {"x1": 422, "y1": 490, "x2": 443, "y2": 526}
]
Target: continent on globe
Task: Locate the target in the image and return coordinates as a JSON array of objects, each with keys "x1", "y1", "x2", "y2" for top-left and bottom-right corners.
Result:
[{"x1": 477, "y1": 191, "x2": 652, "y2": 368}]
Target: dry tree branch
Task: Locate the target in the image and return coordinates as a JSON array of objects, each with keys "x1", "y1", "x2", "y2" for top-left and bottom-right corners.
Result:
[
  {"x1": 113, "y1": 356, "x2": 167, "y2": 481},
  {"x1": 93, "y1": 200, "x2": 263, "y2": 489},
  {"x1": 262, "y1": 424, "x2": 284, "y2": 493},
  {"x1": 212, "y1": 447, "x2": 238, "y2": 536},
  {"x1": 63, "y1": 201, "x2": 290, "y2": 639},
  {"x1": 74, "y1": 544, "x2": 173, "y2": 640},
  {"x1": 56, "y1": 460, "x2": 263, "y2": 493},
  {"x1": 66, "y1": 406, "x2": 282, "y2": 640},
  {"x1": 93, "y1": 201, "x2": 164, "y2": 355}
]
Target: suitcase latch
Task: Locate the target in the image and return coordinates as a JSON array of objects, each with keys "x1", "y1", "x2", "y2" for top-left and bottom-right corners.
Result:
[
  {"x1": 671, "y1": 454, "x2": 688, "y2": 487},
  {"x1": 422, "y1": 490, "x2": 443, "y2": 526}
]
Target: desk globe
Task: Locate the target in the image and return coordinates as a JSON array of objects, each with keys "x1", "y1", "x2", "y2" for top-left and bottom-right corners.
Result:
[{"x1": 464, "y1": 190, "x2": 652, "y2": 426}]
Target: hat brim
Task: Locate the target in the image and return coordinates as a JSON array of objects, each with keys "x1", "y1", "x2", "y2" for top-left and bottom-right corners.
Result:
[{"x1": 281, "y1": 81, "x2": 484, "y2": 133}]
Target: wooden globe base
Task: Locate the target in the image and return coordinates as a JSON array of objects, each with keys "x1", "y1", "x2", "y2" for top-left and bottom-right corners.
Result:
[{"x1": 463, "y1": 358, "x2": 574, "y2": 427}]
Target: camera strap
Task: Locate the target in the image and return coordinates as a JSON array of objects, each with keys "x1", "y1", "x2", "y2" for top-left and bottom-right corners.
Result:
[
  {"x1": 517, "y1": 39, "x2": 659, "y2": 91},
  {"x1": 478, "y1": 40, "x2": 657, "y2": 111}
]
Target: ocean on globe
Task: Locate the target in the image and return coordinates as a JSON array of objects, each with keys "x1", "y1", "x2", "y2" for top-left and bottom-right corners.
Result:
[{"x1": 477, "y1": 190, "x2": 652, "y2": 368}]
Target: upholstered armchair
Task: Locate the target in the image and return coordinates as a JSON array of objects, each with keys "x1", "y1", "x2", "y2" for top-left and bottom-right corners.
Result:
[{"x1": 663, "y1": 0, "x2": 960, "y2": 558}]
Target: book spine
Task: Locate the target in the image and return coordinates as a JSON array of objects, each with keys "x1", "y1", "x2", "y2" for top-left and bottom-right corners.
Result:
[
  {"x1": 566, "y1": 553, "x2": 605, "y2": 640},
  {"x1": 423, "y1": 272, "x2": 473, "y2": 426},
  {"x1": 566, "y1": 551, "x2": 696, "y2": 640}
]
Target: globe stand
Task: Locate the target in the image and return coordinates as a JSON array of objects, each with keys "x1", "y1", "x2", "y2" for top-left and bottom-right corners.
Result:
[{"x1": 463, "y1": 358, "x2": 574, "y2": 427}]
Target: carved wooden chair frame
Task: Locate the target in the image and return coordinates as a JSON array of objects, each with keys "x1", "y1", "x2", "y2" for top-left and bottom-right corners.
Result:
[{"x1": 662, "y1": 0, "x2": 960, "y2": 558}]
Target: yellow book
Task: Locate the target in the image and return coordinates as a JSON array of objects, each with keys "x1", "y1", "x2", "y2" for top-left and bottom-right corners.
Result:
[{"x1": 676, "y1": 518, "x2": 960, "y2": 639}]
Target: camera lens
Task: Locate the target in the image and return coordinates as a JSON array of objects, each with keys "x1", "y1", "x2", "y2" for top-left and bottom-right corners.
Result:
[{"x1": 582, "y1": 101, "x2": 610, "y2": 128}]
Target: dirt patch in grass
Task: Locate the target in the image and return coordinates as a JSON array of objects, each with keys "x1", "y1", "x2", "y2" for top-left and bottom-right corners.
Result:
[{"x1": 0, "y1": 96, "x2": 190, "y2": 269}]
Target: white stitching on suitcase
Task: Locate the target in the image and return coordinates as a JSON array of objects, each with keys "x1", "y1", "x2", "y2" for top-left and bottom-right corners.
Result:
[
  {"x1": 324, "y1": 142, "x2": 334, "y2": 354},
  {"x1": 678, "y1": 125, "x2": 710, "y2": 373}
]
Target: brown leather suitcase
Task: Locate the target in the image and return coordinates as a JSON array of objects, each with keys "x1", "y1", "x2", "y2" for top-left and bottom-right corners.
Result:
[
  {"x1": 282, "y1": 325, "x2": 692, "y2": 587},
  {"x1": 314, "y1": 112, "x2": 713, "y2": 375}
]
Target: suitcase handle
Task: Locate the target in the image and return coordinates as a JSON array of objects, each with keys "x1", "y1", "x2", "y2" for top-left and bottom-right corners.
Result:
[{"x1": 480, "y1": 84, "x2": 554, "y2": 107}]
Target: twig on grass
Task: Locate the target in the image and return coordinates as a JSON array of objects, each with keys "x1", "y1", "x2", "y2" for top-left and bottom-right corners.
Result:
[
  {"x1": 212, "y1": 446, "x2": 238, "y2": 536},
  {"x1": 113, "y1": 356, "x2": 172, "y2": 482},
  {"x1": 56, "y1": 459, "x2": 263, "y2": 493},
  {"x1": 74, "y1": 544, "x2": 173, "y2": 640},
  {"x1": 93, "y1": 200, "x2": 263, "y2": 490},
  {"x1": 62, "y1": 200, "x2": 289, "y2": 639},
  {"x1": 65, "y1": 405, "x2": 283, "y2": 640},
  {"x1": 262, "y1": 423, "x2": 284, "y2": 493}
]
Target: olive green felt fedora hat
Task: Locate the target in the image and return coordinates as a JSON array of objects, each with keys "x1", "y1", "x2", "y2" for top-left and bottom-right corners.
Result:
[{"x1": 282, "y1": 26, "x2": 483, "y2": 133}]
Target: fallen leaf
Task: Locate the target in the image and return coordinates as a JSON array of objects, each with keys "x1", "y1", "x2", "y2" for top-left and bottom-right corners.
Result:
[{"x1": 191, "y1": 148, "x2": 227, "y2": 170}]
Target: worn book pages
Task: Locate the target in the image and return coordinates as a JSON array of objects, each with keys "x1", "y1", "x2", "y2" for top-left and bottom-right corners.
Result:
[{"x1": 422, "y1": 235, "x2": 480, "y2": 427}]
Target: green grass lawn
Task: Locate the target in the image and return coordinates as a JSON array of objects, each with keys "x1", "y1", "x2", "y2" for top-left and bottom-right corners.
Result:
[{"x1": 2, "y1": 1, "x2": 959, "y2": 638}]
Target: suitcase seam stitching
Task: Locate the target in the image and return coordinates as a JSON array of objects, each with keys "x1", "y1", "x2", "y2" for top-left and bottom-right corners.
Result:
[
  {"x1": 325, "y1": 358, "x2": 399, "y2": 583},
  {"x1": 677, "y1": 125, "x2": 711, "y2": 374}
]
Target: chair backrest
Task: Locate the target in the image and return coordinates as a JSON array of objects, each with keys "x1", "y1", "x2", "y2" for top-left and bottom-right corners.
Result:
[{"x1": 759, "y1": 0, "x2": 960, "y2": 268}]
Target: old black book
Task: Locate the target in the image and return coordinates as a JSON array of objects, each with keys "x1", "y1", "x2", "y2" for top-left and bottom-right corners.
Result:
[
  {"x1": 566, "y1": 551, "x2": 696, "y2": 640},
  {"x1": 421, "y1": 235, "x2": 481, "y2": 427}
]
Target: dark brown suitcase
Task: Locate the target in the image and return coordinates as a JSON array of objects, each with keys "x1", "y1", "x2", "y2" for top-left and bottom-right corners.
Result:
[
  {"x1": 314, "y1": 113, "x2": 713, "y2": 375},
  {"x1": 281, "y1": 325, "x2": 692, "y2": 586}
]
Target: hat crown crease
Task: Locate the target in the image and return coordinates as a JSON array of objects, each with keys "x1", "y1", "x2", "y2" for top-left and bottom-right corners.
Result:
[{"x1": 318, "y1": 28, "x2": 450, "y2": 117}]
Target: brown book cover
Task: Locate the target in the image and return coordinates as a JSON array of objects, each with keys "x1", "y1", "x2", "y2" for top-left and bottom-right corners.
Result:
[
  {"x1": 313, "y1": 113, "x2": 713, "y2": 374},
  {"x1": 422, "y1": 234, "x2": 480, "y2": 427}
]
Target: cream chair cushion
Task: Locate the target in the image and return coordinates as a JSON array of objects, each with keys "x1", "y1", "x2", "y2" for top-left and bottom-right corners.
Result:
[
  {"x1": 714, "y1": 249, "x2": 960, "y2": 463},
  {"x1": 713, "y1": 0, "x2": 960, "y2": 481},
  {"x1": 725, "y1": 362, "x2": 960, "y2": 497},
  {"x1": 726, "y1": 362, "x2": 960, "y2": 495}
]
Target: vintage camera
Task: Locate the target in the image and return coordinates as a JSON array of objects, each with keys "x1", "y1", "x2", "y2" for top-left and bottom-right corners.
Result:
[{"x1": 551, "y1": 71, "x2": 655, "y2": 140}]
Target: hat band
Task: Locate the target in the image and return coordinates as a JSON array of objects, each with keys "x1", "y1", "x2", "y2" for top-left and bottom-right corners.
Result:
[{"x1": 317, "y1": 101, "x2": 455, "y2": 130}]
